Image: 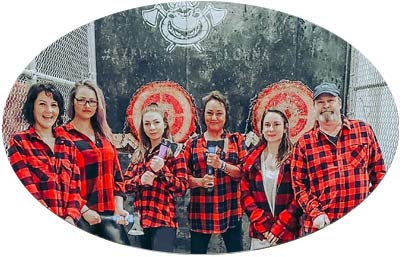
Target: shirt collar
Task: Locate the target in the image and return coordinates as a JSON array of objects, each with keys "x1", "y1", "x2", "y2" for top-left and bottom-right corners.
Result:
[
  {"x1": 26, "y1": 126, "x2": 39, "y2": 139},
  {"x1": 63, "y1": 122, "x2": 75, "y2": 132},
  {"x1": 198, "y1": 130, "x2": 231, "y2": 151},
  {"x1": 27, "y1": 125, "x2": 60, "y2": 138},
  {"x1": 313, "y1": 115, "x2": 350, "y2": 139},
  {"x1": 62, "y1": 121, "x2": 102, "y2": 139}
]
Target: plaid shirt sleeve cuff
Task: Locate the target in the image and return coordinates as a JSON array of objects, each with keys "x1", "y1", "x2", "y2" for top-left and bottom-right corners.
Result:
[
  {"x1": 249, "y1": 209, "x2": 271, "y2": 233},
  {"x1": 226, "y1": 164, "x2": 242, "y2": 181},
  {"x1": 80, "y1": 198, "x2": 87, "y2": 209},
  {"x1": 252, "y1": 221, "x2": 268, "y2": 234},
  {"x1": 161, "y1": 165, "x2": 172, "y2": 176},
  {"x1": 125, "y1": 170, "x2": 144, "y2": 192},
  {"x1": 66, "y1": 211, "x2": 81, "y2": 223},
  {"x1": 155, "y1": 166, "x2": 170, "y2": 184},
  {"x1": 270, "y1": 220, "x2": 287, "y2": 238},
  {"x1": 136, "y1": 174, "x2": 143, "y2": 186}
]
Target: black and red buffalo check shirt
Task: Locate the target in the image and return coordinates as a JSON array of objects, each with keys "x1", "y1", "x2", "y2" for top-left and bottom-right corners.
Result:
[
  {"x1": 241, "y1": 143, "x2": 302, "y2": 243},
  {"x1": 184, "y1": 132, "x2": 248, "y2": 234},
  {"x1": 59, "y1": 123, "x2": 125, "y2": 214},
  {"x1": 124, "y1": 145, "x2": 188, "y2": 228},
  {"x1": 8, "y1": 126, "x2": 82, "y2": 222},
  {"x1": 291, "y1": 116, "x2": 386, "y2": 234}
]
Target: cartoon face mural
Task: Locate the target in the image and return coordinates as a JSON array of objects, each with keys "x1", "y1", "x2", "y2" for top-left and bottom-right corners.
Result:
[{"x1": 142, "y1": 2, "x2": 226, "y2": 52}]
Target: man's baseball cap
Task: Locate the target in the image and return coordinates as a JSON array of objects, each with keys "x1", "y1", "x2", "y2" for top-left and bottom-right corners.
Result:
[{"x1": 313, "y1": 82, "x2": 340, "y2": 100}]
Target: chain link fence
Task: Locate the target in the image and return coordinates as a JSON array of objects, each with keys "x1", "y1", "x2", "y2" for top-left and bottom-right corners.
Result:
[
  {"x1": 2, "y1": 23, "x2": 96, "y2": 150},
  {"x1": 346, "y1": 47, "x2": 398, "y2": 169},
  {"x1": 1, "y1": 17, "x2": 398, "y2": 253},
  {"x1": 34, "y1": 23, "x2": 97, "y2": 82}
]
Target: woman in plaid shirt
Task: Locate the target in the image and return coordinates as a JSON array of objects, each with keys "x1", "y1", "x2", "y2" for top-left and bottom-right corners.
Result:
[
  {"x1": 58, "y1": 80, "x2": 130, "y2": 245},
  {"x1": 8, "y1": 83, "x2": 82, "y2": 225},
  {"x1": 124, "y1": 103, "x2": 188, "y2": 252},
  {"x1": 184, "y1": 91, "x2": 248, "y2": 254},
  {"x1": 241, "y1": 109, "x2": 302, "y2": 250}
]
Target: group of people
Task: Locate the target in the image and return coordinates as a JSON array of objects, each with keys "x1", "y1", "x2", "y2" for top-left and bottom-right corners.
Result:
[{"x1": 8, "y1": 80, "x2": 386, "y2": 253}]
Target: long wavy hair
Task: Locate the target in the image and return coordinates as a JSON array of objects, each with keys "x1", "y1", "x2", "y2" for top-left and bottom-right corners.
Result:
[
  {"x1": 131, "y1": 103, "x2": 172, "y2": 164},
  {"x1": 259, "y1": 108, "x2": 293, "y2": 165},
  {"x1": 68, "y1": 79, "x2": 114, "y2": 143}
]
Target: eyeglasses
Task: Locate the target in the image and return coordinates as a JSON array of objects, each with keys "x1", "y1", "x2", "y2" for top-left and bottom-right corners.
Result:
[{"x1": 75, "y1": 97, "x2": 98, "y2": 107}]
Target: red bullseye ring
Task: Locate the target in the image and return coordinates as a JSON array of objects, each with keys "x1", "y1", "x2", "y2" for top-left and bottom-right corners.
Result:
[
  {"x1": 251, "y1": 80, "x2": 315, "y2": 143},
  {"x1": 126, "y1": 81, "x2": 196, "y2": 143}
]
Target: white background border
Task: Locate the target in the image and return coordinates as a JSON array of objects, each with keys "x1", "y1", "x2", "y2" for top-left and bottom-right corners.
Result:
[{"x1": 0, "y1": 1, "x2": 398, "y2": 256}]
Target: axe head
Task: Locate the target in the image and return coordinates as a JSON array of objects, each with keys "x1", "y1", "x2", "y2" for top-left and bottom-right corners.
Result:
[
  {"x1": 208, "y1": 7, "x2": 227, "y2": 26},
  {"x1": 163, "y1": 139, "x2": 184, "y2": 158},
  {"x1": 142, "y1": 7, "x2": 160, "y2": 27}
]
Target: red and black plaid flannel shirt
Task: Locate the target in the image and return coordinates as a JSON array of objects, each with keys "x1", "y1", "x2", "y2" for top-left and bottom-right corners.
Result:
[
  {"x1": 8, "y1": 126, "x2": 82, "y2": 222},
  {"x1": 124, "y1": 145, "x2": 188, "y2": 229},
  {"x1": 241, "y1": 143, "x2": 302, "y2": 243},
  {"x1": 184, "y1": 132, "x2": 247, "y2": 234},
  {"x1": 59, "y1": 123, "x2": 125, "y2": 214},
  {"x1": 291, "y1": 116, "x2": 386, "y2": 234}
]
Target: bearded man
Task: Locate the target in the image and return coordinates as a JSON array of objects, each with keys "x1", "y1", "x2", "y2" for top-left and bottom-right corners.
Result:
[{"x1": 290, "y1": 82, "x2": 386, "y2": 235}]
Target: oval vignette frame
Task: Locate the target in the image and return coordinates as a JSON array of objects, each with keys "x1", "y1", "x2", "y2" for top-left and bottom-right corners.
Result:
[{"x1": 0, "y1": 1, "x2": 399, "y2": 257}]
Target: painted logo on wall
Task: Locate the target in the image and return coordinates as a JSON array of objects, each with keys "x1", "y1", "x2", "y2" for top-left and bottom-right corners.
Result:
[{"x1": 142, "y1": 2, "x2": 227, "y2": 53}]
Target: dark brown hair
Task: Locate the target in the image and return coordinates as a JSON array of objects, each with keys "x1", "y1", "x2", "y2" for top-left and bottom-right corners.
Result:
[
  {"x1": 260, "y1": 108, "x2": 293, "y2": 164},
  {"x1": 23, "y1": 83, "x2": 65, "y2": 127},
  {"x1": 200, "y1": 90, "x2": 230, "y2": 129}
]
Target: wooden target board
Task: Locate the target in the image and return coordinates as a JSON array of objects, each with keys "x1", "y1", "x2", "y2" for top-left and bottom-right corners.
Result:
[
  {"x1": 251, "y1": 80, "x2": 315, "y2": 143},
  {"x1": 126, "y1": 81, "x2": 196, "y2": 143}
]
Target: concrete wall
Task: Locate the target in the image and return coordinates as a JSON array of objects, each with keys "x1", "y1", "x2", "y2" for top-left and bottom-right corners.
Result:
[
  {"x1": 95, "y1": 1, "x2": 348, "y2": 133},
  {"x1": 94, "y1": 1, "x2": 348, "y2": 253}
]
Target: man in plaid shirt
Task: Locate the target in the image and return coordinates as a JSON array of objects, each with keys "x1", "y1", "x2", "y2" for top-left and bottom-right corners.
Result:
[{"x1": 291, "y1": 82, "x2": 386, "y2": 235}]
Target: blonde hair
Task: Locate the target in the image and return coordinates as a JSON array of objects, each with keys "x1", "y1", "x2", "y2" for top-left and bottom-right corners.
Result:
[{"x1": 130, "y1": 103, "x2": 172, "y2": 164}]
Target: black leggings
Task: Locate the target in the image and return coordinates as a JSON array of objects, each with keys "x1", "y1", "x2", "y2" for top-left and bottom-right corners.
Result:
[
  {"x1": 77, "y1": 217, "x2": 130, "y2": 245},
  {"x1": 190, "y1": 223, "x2": 243, "y2": 254},
  {"x1": 141, "y1": 226, "x2": 177, "y2": 252}
]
